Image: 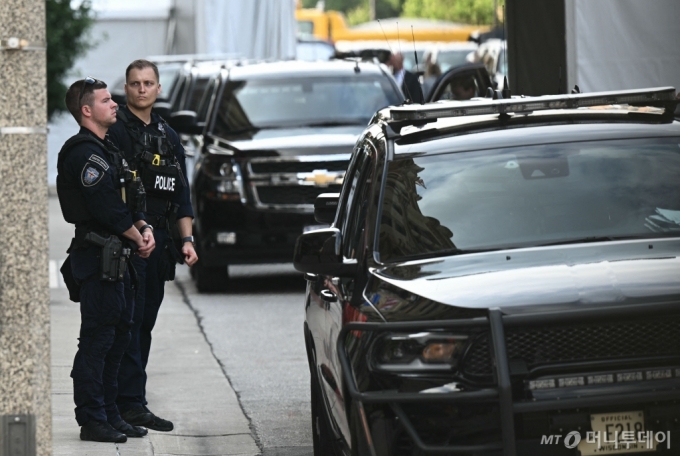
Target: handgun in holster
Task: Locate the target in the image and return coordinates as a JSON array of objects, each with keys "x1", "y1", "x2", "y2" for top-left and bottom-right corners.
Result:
[
  {"x1": 126, "y1": 170, "x2": 147, "y2": 213},
  {"x1": 84, "y1": 232, "x2": 131, "y2": 281}
]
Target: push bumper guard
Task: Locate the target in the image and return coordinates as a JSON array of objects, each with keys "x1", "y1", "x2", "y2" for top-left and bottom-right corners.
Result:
[{"x1": 337, "y1": 302, "x2": 680, "y2": 456}]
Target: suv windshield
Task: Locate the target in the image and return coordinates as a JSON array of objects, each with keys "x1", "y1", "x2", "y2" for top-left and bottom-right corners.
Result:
[
  {"x1": 379, "y1": 137, "x2": 680, "y2": 262},
  {"x1": 211, "y1": 75, "x2": 401, "y2": 136}
]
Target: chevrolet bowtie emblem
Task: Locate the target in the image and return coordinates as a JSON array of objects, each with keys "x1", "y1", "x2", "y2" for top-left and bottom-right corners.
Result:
[{"x1": 299, "y1": 170, "x2": 343, "y2": 186}]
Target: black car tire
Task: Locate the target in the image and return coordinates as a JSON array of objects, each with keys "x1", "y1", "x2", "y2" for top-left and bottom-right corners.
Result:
[{"x1": 193, "y1": 262, "x2": 229, "y2": 292}]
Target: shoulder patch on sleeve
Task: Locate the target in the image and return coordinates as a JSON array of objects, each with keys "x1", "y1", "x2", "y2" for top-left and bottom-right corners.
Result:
[
  {"x1": 81, "y1": 164, "x2": 104, "y2": 187},
  {"x1": 88, "y1": 154, "x2": 110, "y2": 170}
]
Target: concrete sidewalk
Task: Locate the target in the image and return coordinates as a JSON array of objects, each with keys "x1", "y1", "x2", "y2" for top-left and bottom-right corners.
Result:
[{"x1": 50, "y1": 267, "x2": 261, "y2": 455}]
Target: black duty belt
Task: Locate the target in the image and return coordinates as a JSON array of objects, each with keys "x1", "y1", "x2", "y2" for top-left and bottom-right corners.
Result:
[{"x1": 147, "y1": 214, "x2": 168, "y2": 230}]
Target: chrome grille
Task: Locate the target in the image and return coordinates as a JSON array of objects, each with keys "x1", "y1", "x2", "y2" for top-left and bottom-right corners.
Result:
[{"x1": 247, "y1": 155, "x2": 350, "y2": 210}]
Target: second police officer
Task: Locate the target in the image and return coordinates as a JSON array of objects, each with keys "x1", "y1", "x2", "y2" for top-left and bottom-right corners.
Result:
[
  {"x1": 57, "y1": 77, "x2": 155, "y2": 442},
  {"x1": 107, "y1": 59, "x2": 198, "y2": 431}
]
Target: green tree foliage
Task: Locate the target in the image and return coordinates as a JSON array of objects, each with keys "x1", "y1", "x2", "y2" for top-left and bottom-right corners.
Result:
[
  {"x1": 402, "y1": 0, "x2": 499, "y2": 25},
  {"x1": 46, "y1": 0, "x2": 94, "y2": 120},
  {"x1": 302, "y1": 0, "x2": 404, "y2": 23}
]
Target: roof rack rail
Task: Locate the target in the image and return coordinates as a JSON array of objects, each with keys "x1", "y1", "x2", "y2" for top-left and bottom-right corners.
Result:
[
  {"x1": 147, "y1": 53, "x2": 242, "y2": 64},
  {"x1": 389, "y1": 87, "x2": 678, "y2": 122}
]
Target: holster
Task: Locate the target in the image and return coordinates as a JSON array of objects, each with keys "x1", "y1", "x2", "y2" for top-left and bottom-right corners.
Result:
[{"x1": 84, "y1": 232, "x2": 131, "y2": 282}]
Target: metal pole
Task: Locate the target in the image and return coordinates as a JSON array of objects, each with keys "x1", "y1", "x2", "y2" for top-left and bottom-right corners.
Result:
[{"x1": 369, "y1": 0, "x2": 376, "y2": 21}]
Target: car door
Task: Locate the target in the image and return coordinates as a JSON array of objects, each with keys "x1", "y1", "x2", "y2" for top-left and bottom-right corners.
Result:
[
  {"x1": 425, "y1": 63, "x2": 493, "y2": 102},
  {"x1": 316, "y1": 130, "x2": 381, "y2": 445}
]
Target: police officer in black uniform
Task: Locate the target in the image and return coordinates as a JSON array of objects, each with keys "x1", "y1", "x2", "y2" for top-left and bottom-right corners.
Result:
[
  {"x1": 57, "y1": 78, "x2": 156, "y2": 442},
  {"x1": 107, "y1": 59, "x2": 198, "y2": 432}
]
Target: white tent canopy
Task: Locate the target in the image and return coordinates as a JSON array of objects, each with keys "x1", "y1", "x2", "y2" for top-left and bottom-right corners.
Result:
[{"x1": 198, "y1": 0, "x2": 296, "y2": 60}]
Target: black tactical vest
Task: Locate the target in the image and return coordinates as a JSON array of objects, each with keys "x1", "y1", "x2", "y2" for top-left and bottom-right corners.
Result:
[
  {"x1": 116, "y1": 110, "x2": 186, "y2": 204},
  {"x1": 56, "y1": 133, "x2": 143, "y2": 224}
]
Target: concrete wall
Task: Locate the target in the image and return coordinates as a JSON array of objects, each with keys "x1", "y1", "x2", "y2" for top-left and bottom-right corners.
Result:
[{"x1": 0, "y1": 0, "x2": 51, "y2": 454}]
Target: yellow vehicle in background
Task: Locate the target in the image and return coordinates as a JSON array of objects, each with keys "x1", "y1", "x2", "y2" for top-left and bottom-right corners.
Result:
[{"x1": 296, "y1": 7, "x2": 488, "y2": 43}]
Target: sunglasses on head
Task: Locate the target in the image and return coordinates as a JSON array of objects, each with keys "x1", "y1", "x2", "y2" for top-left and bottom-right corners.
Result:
[{"x1": 78, "y1": 76, "x2": 98, "y2": 104}]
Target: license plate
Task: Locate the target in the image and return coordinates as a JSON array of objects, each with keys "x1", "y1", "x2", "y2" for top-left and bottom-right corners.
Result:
[
  {"x1": 578, "y1": 410, "x2": 656, "y2": 455},
  {"x1": 303, "y1": 224, "x2": 328, "y2": 233}
]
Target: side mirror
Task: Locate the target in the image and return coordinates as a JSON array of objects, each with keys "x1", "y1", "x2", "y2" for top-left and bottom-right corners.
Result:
[
  {"x1": 169, "y1": 110, "x2": 202, "y2": 135},
  {"x1": 153, "y1": 101, "x2": 173, "y2": 119},
  {"x1": 314, "y1": 193, "x2": 339, "y2": 224},
  {"x1": 293, "y1": 228, "x2": 357, "y2": 277}
]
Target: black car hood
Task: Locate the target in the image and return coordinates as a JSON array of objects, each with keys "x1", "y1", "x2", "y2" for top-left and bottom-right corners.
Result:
[
  {"x1": 216, "y1": 125, "x2": 365, "y2": 156},
  {"x1": 370, "y1": 239, "x2": 680, "y2": 319}
]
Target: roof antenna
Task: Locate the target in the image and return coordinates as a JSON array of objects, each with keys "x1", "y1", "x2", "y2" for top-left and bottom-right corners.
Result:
[
  {"x1": 378, "y1": 19, "x2": 412, "y2": 104},
  {"x1": 412, "y1": 26, "x2": 424, "y2": 104},
  {"x1": 501, "y1": 76, "x2": 511, "y2": 98},
  {"x1": 557, "y1": 65, "x2": 562, "y2": 95},
  {"x1": 377, "y1": 19, "x2": 394, "y2": 56}
]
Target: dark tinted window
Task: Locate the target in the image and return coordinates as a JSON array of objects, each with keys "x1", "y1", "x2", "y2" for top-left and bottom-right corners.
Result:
[
  {"x1": 379, "y1": 137, "x2": 680, "y2": 261},
  {"x1": 157, "y1": 63, "x2": 183, "y2": 102},
  {"x1": 212, "y1": 75, "x2": 401, "y2": 136},
  {"x1": 186, "y1": 76, "x2": 211, "y2": 112}
]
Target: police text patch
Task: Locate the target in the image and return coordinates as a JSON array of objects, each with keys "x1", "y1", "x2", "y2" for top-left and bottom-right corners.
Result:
[
  {"x1": 81, "y1": 165, "x2": 104, "y2": 187},
  {"x1": 88, "y1": 154, "x2": 109, "y2": 171}
]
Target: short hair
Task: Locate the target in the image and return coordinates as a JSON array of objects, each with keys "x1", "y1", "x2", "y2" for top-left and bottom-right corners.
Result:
[
  {"x1": 125, "y1": 59, "x2": 160, "y2": 82},
  {"x1": 65, "y1": 78, "x2": 108, "y2": 124}
]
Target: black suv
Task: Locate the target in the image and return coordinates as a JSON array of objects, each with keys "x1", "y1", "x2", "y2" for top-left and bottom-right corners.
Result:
[
  {"x1": 294, "y1": 87, "x2": 680, "y2": 455},
  {"x1": 174, "y1": 60, "x2": 405, "y2": 291}
]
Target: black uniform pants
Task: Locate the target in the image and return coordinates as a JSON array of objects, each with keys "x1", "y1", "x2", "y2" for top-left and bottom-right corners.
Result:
[
  {"x1": 69, "y1": 247, "x2": 134, "y2": 426},
  {"x1": 117, "y1": 228, "x2": 170, "y2": 411}
]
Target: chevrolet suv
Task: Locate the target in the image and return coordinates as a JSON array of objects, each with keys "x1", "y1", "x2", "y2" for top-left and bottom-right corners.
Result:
[
  {"x1": 173, "y1": 60, "x2": 404, "y2": 291},
  {"x1": 294, "y1": 87, "x2": 680, "y2": 455}
]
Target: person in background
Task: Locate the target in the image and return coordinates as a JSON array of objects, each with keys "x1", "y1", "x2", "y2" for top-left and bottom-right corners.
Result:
[
  {"x1": 389, "y1": 51, "x2": 424, "y2": 104},
  {"x1": 57, "y1": 77, "x2": 155, "y2": 442},
  {"x1": 107, "y1": 59, "x2": 198, "y2": 432},
  {"x1": 422, "y1": 52, "x2": 442, "y2": 99}
]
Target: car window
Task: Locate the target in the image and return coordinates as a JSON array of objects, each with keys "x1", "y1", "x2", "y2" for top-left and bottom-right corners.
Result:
[
  {"x1": 437, "y1": 49, "x2": 474, "y2": 73},
  {"x1": 171, "y1": 75, "x2": 187, "y2": 111},
  {"x1": 196, "y1": 77, "x2": 219, "y2": 122},
  {"x1": 186, "y1": 76, "x2": 211, "y2": 112},
  {"x1": 434, "y1": 73, "x2": 482, "y2": 101},
  {"x1": 157, "y1": 63, "x2": 183, "y2": 102},
  {"x1": 296, "y1": 41, "x2": 335, "y2": 61},
  {"x1": 379, "y1": 137, "x2": 680, "y2": 262},
  {"x1": 212, "y1": 75, "x2": 402, "y2": 136},
  {"x1": 340, "y1": 141, "x2": 376, "y2": 259}
]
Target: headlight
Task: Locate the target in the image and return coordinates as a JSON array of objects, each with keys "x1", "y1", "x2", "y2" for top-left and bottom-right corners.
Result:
[
  {"x1": 374, "y1": 332, "x2": 468, "y2": 372},
  {"x1": 202, "y1": 151, "x2": 245, "y2": 203}
]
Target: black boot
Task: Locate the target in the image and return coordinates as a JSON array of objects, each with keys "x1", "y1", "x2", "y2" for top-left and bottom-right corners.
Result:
[
  {"x1": 112, "y1": 420, "x2": 148, "y2": 437},
  {"x1": 121, "y1": 406, "x2": 173, "y2": 432},
  {"x1": 80, "y1": 420, "x2": 127, "y2": 443},
  {"x1": 143, "y1": 406, "x2": 174, "y2": 432},
  {"x1": 120, "y1": 407, "x2": 154, "y2": 427}
]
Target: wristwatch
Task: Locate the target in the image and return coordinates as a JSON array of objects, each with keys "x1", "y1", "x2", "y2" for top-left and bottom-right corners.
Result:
[
  {"x1": 139, "y1": 224, "x2": 154, "y2": 234},
  {"x1": 182, "y1": 236, "x2": 195, "y2": 245}
]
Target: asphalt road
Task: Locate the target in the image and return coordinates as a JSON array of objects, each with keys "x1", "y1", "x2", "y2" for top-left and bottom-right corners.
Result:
[{"x1": 49, "y1": 195, "x2": 314, "y2": 455}]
